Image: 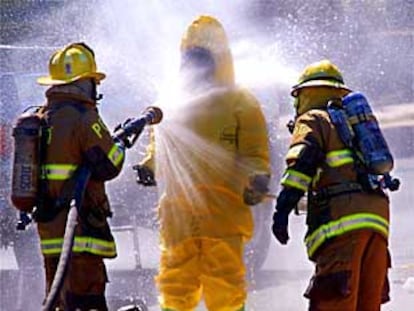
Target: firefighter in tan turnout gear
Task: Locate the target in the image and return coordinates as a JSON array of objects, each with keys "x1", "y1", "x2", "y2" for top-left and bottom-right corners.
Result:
[
  {"x1": 272, "y1": 60, "x2": 393, "y2": 310},
  {"x1": 13, "y1": 43, "x2": 125, "y2": 310},
  {"x1": 136, "y1": 15, "x2": 271, "y2": 311}
]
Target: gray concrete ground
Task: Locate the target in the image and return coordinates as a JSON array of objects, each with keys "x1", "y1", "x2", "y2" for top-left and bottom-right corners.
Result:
[{"x1": 142, "y1": 215, "x2": 414, "y2": 311}]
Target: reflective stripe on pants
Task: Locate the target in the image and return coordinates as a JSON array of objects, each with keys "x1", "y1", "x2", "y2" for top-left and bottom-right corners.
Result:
[{"x1": 305, "y1": 213, "x2": 389, "y2": 258}]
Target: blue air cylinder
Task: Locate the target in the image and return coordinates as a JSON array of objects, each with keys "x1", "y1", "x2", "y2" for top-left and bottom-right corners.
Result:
[
  {"x1": 342, "y1": 92, "x2": 393, "y2": 175},
  {"x1": 327, "y1": 100, "x2": 354, "y2": 148}
]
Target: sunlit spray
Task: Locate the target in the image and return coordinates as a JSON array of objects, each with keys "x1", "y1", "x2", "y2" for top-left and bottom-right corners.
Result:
[
  {"x1": 89, "y1": 3, "x2": 303, "y2": 310},
  {"x1": 0, "y1": 1, "x2": 353, "y2": 311}
]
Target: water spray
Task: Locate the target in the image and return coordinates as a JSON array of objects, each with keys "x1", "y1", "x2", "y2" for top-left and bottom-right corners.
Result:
[{"x1": 0, "y1": 44, "x2": 58, "y2": 50}]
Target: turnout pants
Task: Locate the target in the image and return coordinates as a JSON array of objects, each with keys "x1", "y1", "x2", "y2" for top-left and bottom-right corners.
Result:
[
  {"x1": 44, "y1": 253, "x2": 108, "y2": 311},
  {"x1": 305, "y1": 230, "x2": 390, "y2": 311},
  {"x1": 157, "y1": 236, "x2": 246, "y2": 311}
]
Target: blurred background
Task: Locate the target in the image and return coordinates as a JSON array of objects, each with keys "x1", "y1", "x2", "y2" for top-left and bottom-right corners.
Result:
[{"x1": 1, "y1": 1, "x2": 413, "y2": 310}]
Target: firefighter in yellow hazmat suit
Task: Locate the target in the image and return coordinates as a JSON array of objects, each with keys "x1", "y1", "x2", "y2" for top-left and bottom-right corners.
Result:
[{"x1": 135, "y1": 15, "x2": 271, "y2": 311}]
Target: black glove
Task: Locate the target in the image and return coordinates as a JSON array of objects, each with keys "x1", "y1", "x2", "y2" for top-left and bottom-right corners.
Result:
[
  {"x1": 243, "y1": 174, "x2": 270, "y2": 206},
  {"x1": 272, "y1": 187, "x2": 304, "y2": 245},
  {"x1": 133, "y1": 165, "x2": 156, "y2": 186},
  {"x1": 113, "y1": 120, "x2": 132, "y2": 148},
  {"x1": 272, "y1": 210, "x2": 290, "y2": 245}
]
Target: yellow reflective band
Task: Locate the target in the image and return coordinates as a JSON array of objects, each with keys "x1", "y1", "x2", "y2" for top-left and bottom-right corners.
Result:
[
  {"x1": 285, "y1": 144, "x2": 306, "y2": 161},
  {"x1": 41, "y1": 164, "x2": 78, "y2": 180},
  {"x1": 281, "y1": 169, "x2": 312, "y2": 192},
  {"x1": 41, "y1": 236, "x2": 117, "y2": 257},
  {"x1": 40, "y1": 238, "x2": 64, "y2": 254},
  {"x1": 326, "y1": 149, "x2": 354, "y2": 167},
  {"x1": 305, "y1": 213, "x2": 389, "y2": 258},
  {"x1": 72, "y1": 237, "x2": 116, "y2": 257},
  {"x1": 108, "y1": 144, "x2": 124, "y2": 166}
]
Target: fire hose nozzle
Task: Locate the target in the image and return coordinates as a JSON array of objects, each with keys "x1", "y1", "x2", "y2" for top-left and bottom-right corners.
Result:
[
  {"x1": 144, "y1": 106, "x2": 163, "y2": 125},
  {"x1": 113, "y1": 106, "x2": 163, "y2": 149}
]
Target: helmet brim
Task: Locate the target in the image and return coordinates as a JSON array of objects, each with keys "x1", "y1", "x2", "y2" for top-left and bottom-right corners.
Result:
[
  {"x1": 291, "y1": 79, "x2": 351, "y2": 97},
  {"x1": 37, "y1": 72, "x2": 106, "y2": 86}
]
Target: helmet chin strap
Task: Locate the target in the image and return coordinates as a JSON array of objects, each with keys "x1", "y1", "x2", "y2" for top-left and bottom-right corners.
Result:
[
  {"x1": 89, "y1": 80, "x2": 103, "y2": 102},
  {"x1": 293, "y1": 97, "x2": 300, "y2": 114}
]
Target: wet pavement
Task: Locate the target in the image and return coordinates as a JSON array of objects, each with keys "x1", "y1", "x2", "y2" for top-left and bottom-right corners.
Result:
[
  {"x1": 1, "y1": 160, "x2": 414, "y2": 311},
  {"x1": 142, "y1": 214, "x2": 414, "y2": 311}
]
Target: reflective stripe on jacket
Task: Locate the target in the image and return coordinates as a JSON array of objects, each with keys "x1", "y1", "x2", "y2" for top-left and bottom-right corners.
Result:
[
  {"x1": 281, "y1": 148, "x2": 354, "y2": 191},
  {"x1": 281, "y1": 168, "x2": 312, "y2": 192},
  {"x1": 41, "y1": 164, "x2": 78, "y2": 180},
  {"x1": 108, "y1": 143, "x2": 124, "y2": 166},
  {"x1": 41, "y1": 236, "x2": 116, "y2": 258},
  {"x1": 325, "y1": 149, "x2": 354, "y2": 167}
]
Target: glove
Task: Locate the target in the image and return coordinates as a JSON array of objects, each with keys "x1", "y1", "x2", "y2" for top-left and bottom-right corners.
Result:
[
  {"x1": 272, "y1": 210, "x2": 290, "y2": 245},
  {"x1": 113, "y1": 119, "x2": 133, "y2": 148},
  {"x1": 272, "y1": 187, "x2": 304, "y2": 245},
  {"x1": 133, "y1": 165, "x2": 156, "y2": 186},
  {"x1": 243, "y1": 174, "x2": 270, "y2": 206}
]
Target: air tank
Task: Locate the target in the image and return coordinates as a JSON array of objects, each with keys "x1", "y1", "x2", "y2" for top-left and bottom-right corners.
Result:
[
  {"x1": 11, "y1": 112, "x2": 42, "y2": 212},
  {"x1": 342, "y1": 92, "x2": 394, "y2": 175}
]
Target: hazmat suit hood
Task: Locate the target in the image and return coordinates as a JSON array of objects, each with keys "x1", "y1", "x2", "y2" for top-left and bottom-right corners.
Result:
[{"x1": 180, "y1": 15, "x2": 235, "y2": 87}]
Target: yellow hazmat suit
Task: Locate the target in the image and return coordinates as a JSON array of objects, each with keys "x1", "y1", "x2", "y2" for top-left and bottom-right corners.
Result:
[{"x1": 139, "y1": 15, "x2": 271, "y2": 311}]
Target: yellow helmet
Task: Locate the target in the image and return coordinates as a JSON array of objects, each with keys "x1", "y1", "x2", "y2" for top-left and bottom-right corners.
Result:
[
  {"x1": 291, "y1": 59, "x2": 350, "y2": 97},
  {"x1": 37, "y1": 43, "x2": 105, "y2": 85}
]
